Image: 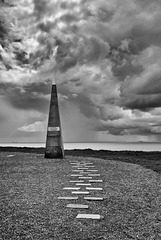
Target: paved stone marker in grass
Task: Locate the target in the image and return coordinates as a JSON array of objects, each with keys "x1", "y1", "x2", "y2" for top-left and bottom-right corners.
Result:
[
  {"x1": 79, "y1": 172, "x2": 90, "y2": 174},
  {"x1": 66, "y1": 204, "x2": 89, "y2": 209},
  {"x1": 72, "y1": 170, "x2": 84, "y2": 172},
  {"x1": 76, "y1": 183, "x2": 91, "y2": 186},
  {"x1": 70, "y1": 174, "x2": 83, "y2": 177},
  {"x1": 86, "y1": 187, "x2": 103, "y2": 191},
  {"x1": 88, "y1": 174, "x2": 101, "y2": 176},
  {"x1": 76, "y1": 214, "x2": 101, "y2": 219},
  {"x1": 89, "y1": 180, "x2": 103, "y2": 182},
  {"x1": 84, "y1": 197, "x2": 104, "y2": 201},
  {"x1": 79, "y1": 177, "x2": 92, "y2": 179},
  {"x1": 70, "y1": 180, "x2": 84, "y2": 183},
  {"x1": 58, "y1": 197, "x2": 79, "y2": 200},
  {"x1": 87, "y1": 170, "x2": 98, "y2": 172},
  {"x1": 72, "y1": 191, "x2": 90, "y2": 194},
  {"x1": 7, "y1": 155, "x2": 15, "y2": 157},
  {"x1": 63, "y1": 187, "x2": 80, "y2": 190}
]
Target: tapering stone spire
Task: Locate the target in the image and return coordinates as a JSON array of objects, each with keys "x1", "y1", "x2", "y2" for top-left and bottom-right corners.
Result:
[{"x1": 45, "y1": 84, "x2": 64, "y2": 158}]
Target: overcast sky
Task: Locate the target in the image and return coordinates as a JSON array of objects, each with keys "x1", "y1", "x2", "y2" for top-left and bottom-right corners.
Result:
[{"x1": 0, "y1": 0, "x2": 161, "y2": 143}]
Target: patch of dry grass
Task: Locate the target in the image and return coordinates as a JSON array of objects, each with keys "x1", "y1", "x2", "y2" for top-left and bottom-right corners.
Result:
[{"x1": 1, "y1": 152, "x2": 161, "y2": 239}]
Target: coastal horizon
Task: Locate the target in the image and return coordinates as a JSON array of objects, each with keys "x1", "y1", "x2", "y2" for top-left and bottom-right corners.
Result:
[{"x1": 1, "y1": 141, "x2": 161, "y2": 152}]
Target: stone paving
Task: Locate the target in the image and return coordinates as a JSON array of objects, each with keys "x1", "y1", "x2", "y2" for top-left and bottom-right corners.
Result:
[{"x1": 58, "y1": 160, "x2": 104, "y2": 220}]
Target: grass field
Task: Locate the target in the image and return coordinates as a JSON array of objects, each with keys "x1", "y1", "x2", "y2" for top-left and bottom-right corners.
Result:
[
  {"x1": 1, "y1": 150, "x2": 161, "y2": 240},
  {"x1": 1, "y1": 146, "x2": 161, "y2": 173}
]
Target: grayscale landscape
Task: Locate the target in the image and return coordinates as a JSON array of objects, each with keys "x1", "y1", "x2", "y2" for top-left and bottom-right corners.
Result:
[{"x1": 0, "y1": 0, "x2": 161, "y2": 239}]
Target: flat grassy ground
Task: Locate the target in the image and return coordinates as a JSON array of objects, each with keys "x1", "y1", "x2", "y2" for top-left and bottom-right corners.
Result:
[
  {"x1": 1, "y1": 147, "x2": 161, "y2": 173},
  {"x1": 0, "y1": 151, "x2": 161, "y2": 240}
]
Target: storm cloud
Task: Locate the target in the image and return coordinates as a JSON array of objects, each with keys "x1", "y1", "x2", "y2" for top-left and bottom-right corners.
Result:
[{"x1": 1, "y1": 0, "x2": 161, "y2": 142}]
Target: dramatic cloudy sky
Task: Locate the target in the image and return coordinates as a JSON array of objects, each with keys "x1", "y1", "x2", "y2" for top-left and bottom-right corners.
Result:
[{"x1": 1, "y1": 0, "x2": 161, "y2": 143}]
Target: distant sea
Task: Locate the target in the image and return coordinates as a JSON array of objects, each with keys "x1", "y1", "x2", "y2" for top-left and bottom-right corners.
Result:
[{"x1": 0, "y1": 142, "x2": 161, "y2": 152}]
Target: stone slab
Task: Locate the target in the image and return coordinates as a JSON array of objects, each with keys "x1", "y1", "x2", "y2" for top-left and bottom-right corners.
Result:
[
  {"x1": 88, "y1": 174, "x2": 100, "y2": 176},
  {"x1": 87, "y1": 170, "x2": 98, "y2": 172},
  {"x1": 72, "y1": 166, "x2": 86, "y2": 168},
  {"x1": 7, "y1": 155, "x2": 15, "y2": 157},
  {"x1": 76, "y1": 214, "x2": 101, "y2": 219},
  {"x1": 72, "y1": 170, "x2": 84, "y2": 172},
  {"x1": 86, "y1": 187, "x2": 103, "y2": 191},
  {"x1": 72, "y1": 191, "x2": 89, "y2": 194},
  {"x1": 79, "y1": 177, "x2": 92, "y2": 179},
  {"x1": 63, "y1": 187, "x2": 80, "y2": 190},
  {"x1": 84, "y1": 197, "x2": 104, "y2": 201},
  {"x1": 76, "y1": 183, "x2": 91, "y2": 186},
  {"x1": 89, "y1": 180, "x2": 103, "y2": 182},
  {"x1": 70, "y1": 175, "x2": 83, "y2": 177},
  {"x1": 66, "y1": 204, "x2": 88, "y2": 209},
  {"x1": 58, "y1": 197, "x2": 78, "y2": 200},
  {"x1": 70, "y1": 180, "x2": 84, "y2": 183}
]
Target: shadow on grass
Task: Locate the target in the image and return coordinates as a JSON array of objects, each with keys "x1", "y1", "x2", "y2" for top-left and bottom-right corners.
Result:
[{"x1": 0, "y1": 147, "x2": 160, "y2": 173}]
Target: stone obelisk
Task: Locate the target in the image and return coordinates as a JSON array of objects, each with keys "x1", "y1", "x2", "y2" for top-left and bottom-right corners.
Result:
[{"x1": 45, "y1": 84, "x2": 64, "y2": 158}]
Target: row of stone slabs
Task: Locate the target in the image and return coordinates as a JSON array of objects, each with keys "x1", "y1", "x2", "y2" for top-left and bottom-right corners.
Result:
[{"x1": 58, "y1": 161, "x2": 104, "y2": 220}]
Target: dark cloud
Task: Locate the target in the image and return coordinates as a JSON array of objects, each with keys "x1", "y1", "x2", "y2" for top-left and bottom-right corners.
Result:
[
  {"x1": 120, "y1": 94, "x2": 161, "y2": 111},
  {"x1": 112, "y1": 61, "x2": 143, "y2": 82},
  {"x1": 56, "y1": 53, "x2": 77, "y2": 72},
  {"x1": 135, "y1": 74, "x2": 161, "y2": 95},
  {"x1": 0, "y1": 9, "x2": 12, "y2": 46},
  {"x1": 0, "y1": 81, "x2": 51, "y2": 113},
  {"x1": 55, "y1": 40, "x2": 78, "y2": 72},
  {"x1": 80, "y1": 37, "x2": 110, "y2": 63},
  {"x1": 97, "y1": 8, "x2": 114, "y2": 23},
  {"x1": 33, "y1": 0, "x2": 49, "y2": 19},
  {"x1": 60, "y1": 13, "x2": 79, "y2": 24},
  {"x1": 0, "y1": 21, "x2": 7, "y2": 44},
  {"x1": 69, "y1": 93, "x2": 100, "y2": 120},
  {"x1": 8, "y1": 92, "x2": 49, "y2": 113},
  {"x1": 1, "y1": 0, "x2": 161, "y2": 141},
  {"x1": 38, "y1": 21, "x2": 55, "y2": 33},
  {"x1": 128, "y1": 24, "x2": 161, "y2": 54}
]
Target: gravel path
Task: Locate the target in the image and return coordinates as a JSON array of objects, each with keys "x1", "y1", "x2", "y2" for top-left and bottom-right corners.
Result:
[{"x1": 1, "y1": 152, "x2": 161, "y2": 240}]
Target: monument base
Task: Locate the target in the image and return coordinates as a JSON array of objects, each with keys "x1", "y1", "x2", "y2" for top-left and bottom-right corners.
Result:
[{"x1": 45, "y1": 146, "x2": 64, "y2": 159}]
